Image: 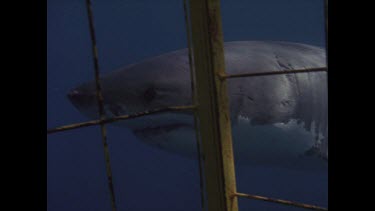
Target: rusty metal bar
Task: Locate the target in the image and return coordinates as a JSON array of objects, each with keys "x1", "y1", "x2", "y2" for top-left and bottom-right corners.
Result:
[
  {"x1": 233, "y1": 192, "x2": 328, "y2": 211},
  {"x1": 47, "y1": 105, "x2": 197, "y2": 134},
  {"x1": 183, "y1": 0, "x2": 206, "y2": 210},
  {"x1": 189, "y1": 0, "x2": 238, "y2": 211},
  {"x1": 220, "y1": 67, "x2": 327, "y2": 80},
  {"x1": 84, "y1": 0, "x2": 117, "y2": 210}
]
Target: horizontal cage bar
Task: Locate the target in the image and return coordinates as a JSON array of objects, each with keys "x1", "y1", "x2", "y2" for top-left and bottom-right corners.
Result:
[
  {"x1": 47, "y1": 105, "x2": 197, "y2": 135},
  {"x1": 221, "y1": 67, "x2": 327, "y2": 79},
  {"x1": 233, "y1": 192, "x2": 328, "y2": 211}
]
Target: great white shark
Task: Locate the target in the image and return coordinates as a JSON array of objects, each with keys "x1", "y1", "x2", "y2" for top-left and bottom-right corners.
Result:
[{"x1": 67, "y1": 41, "x2": 328, "y2": 171}]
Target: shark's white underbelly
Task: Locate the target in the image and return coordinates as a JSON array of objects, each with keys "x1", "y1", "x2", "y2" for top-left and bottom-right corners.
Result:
[{"x1": 116, "y1": 113, "x2": 327, "y2": 171}]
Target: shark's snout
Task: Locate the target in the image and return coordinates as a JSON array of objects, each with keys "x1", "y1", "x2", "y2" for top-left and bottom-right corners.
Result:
[{"x1": 67, "y1": 88, "x2": 96, "y2": 108}]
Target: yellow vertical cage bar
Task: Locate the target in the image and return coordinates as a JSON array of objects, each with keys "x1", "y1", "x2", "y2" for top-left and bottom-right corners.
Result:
[{"x1": 188, "y1": 0, "x2": 238, "y2": 211}]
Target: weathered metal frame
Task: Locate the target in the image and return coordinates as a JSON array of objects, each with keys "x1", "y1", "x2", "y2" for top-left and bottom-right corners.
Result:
[
  {"x1": 84, "y1": 1, "x2": 117, "y2": 210},
  {"x1": 47, "y1": 0, "x2": 329, "y2": 211},
  {"x1": 187, "y1": 0, "x2": 238, "y2": 211},
  {"x1": 47, "y1": 105, "x2": 196, "y2": 134}
]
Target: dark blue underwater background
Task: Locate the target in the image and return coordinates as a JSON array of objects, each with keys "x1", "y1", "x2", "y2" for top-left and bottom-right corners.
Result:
[{"x1": 47, "y1": 0, "x2": 327, "y2": 210}]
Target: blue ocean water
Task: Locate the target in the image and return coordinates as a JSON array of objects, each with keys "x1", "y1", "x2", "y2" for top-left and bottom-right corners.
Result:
[{"x1": 47, "y1": 0, "x2": 327, "y2": 210}]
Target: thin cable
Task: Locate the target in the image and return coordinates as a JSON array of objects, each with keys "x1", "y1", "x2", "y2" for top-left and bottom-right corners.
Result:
[
  {"x1": 47, "y1": 105, "x2": 197, "y2": 134},
  {"x1": 234, "y1": 192, "x2": 328, "y2": 211},
  {"x1": 221, "y1": 67, "x2": 327, "y2": 80},
  {"x1": 85, "y1": 0, "x2": 117, "y2": 210},
  {"x1": 183, "y1": 0, "x2": 206, "y2": 210}
]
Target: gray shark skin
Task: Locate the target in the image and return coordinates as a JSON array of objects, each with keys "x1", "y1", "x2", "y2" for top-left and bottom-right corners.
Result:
[{"x1": 67, "y1": 41, "x2": 327, "y2": 171}]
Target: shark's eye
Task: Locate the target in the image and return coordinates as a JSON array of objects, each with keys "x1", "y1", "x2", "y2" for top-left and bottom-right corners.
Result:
[{"x1": 144, "y1": 87, "x2": 157, "y2": 102}]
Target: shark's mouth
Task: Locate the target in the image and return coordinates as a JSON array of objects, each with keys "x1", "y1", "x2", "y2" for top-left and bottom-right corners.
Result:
[{"x1": 132, "y1": 123, "x2": 194, "y2": 136}]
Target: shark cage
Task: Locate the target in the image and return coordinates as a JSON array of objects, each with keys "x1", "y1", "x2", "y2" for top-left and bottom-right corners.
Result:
[{"x1": 47, "y1": 0, "x2": 329, "y2": 211}]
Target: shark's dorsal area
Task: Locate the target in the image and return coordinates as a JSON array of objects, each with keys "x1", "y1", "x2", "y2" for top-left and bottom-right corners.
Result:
[{"x1": 67, "y1": 41, "x2": 327, "y2": 170}]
